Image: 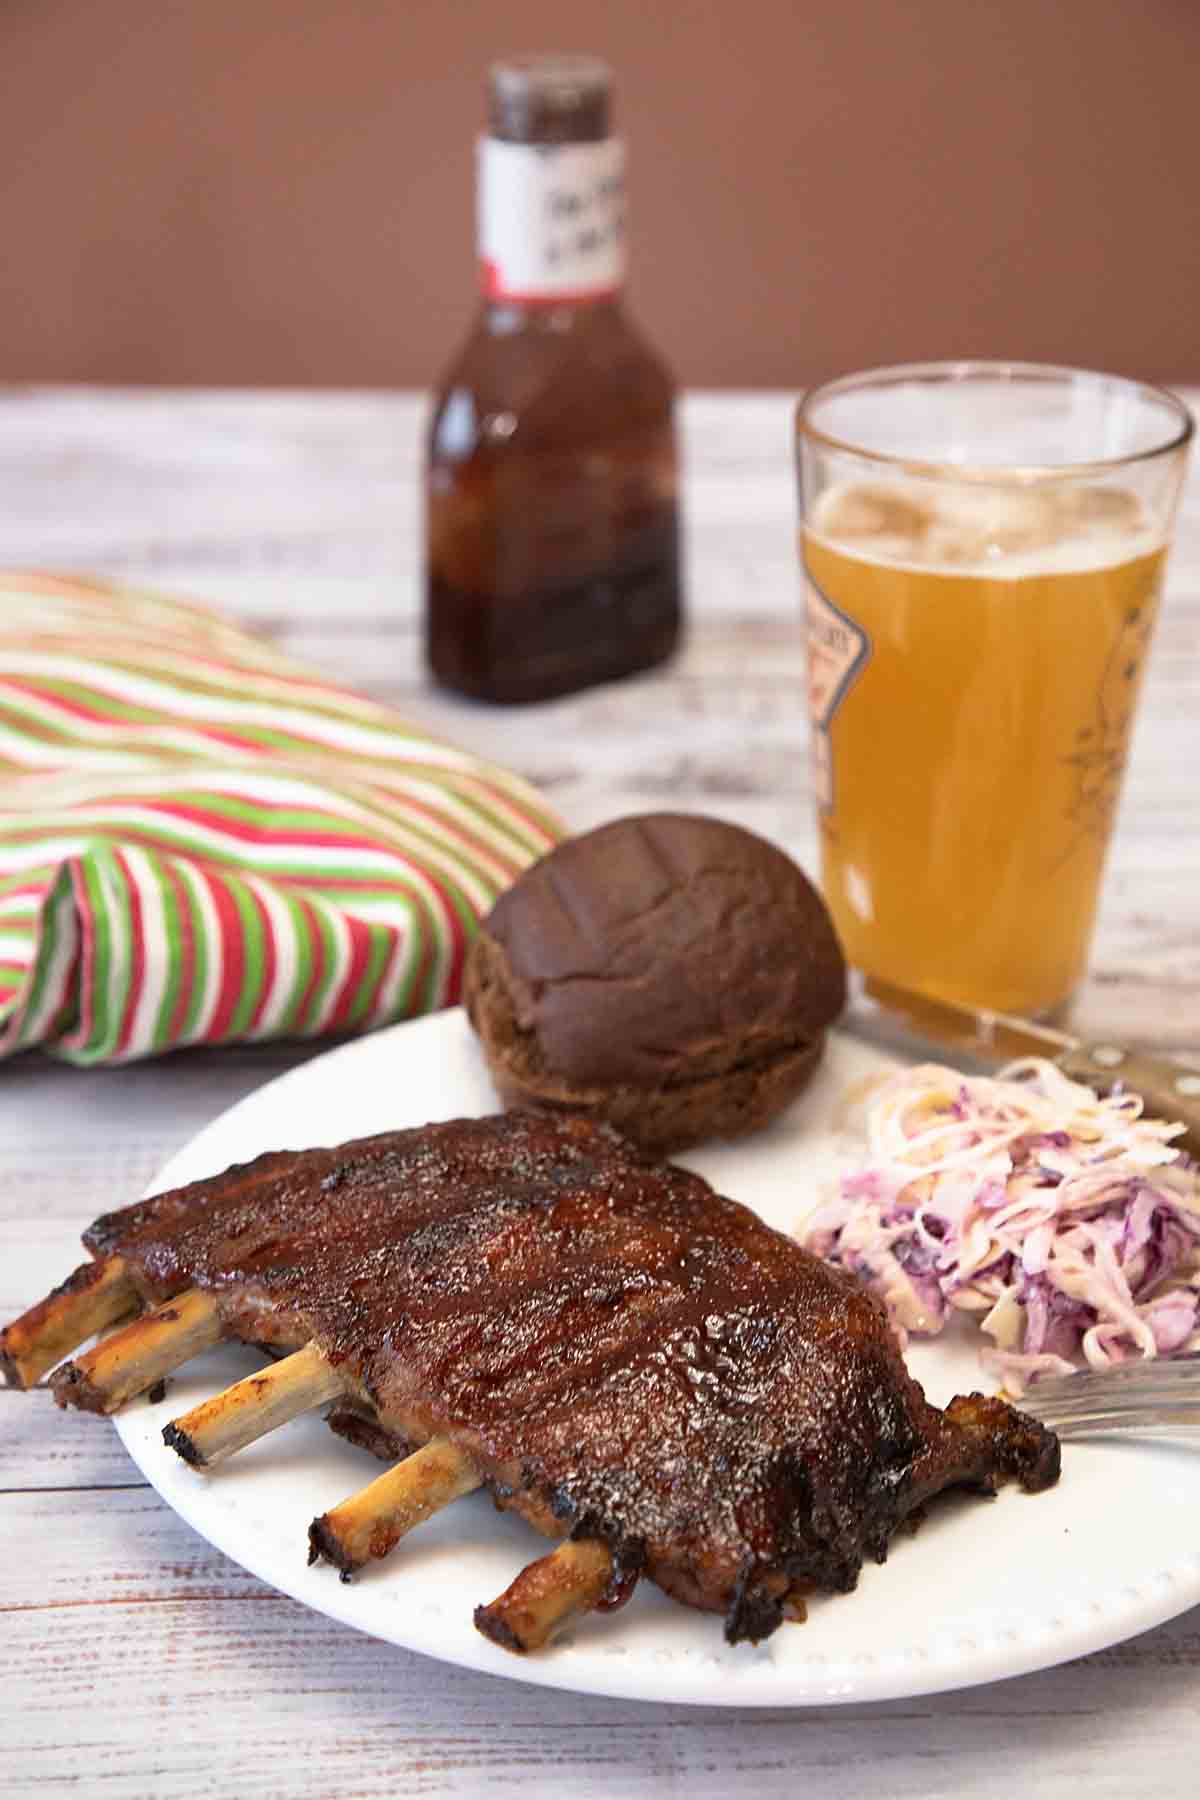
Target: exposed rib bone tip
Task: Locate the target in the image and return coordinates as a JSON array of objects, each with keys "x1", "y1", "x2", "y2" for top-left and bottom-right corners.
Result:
[
  {"x1": 307, "y1": 1514, "x2": 355, "y2": 1577},
  {"x1": 472, "y1": 1606, "x2": 527, "y2": 1654},
  {"x1": 474, "y1": 1538, "x2": 616, "y2": 1654},
  {"x1": 308, "y1": 1436, "x2": 482, "y2": 1574},
  {"x1": 161, "y1": 1420, "x2": 206, "y2": 1468},
  {"x1": 50, "y1": 1287, "x2": 222, "y2": 1415},
  {"x1": 162, "y1": 1341, "x2": 344, "y2": 1468},
  {"x1": 0, "y1": 1257, "x2": 138, "y2": 1389}
]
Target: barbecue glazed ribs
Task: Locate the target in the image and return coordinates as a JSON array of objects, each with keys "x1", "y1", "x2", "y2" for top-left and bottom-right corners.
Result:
[{"x1": 2, "y1": 1111, "x2": 1059, "y2": 1648}]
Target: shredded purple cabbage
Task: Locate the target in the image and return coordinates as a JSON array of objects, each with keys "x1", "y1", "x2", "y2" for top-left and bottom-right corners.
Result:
[{"x1": 799, "y1": 1060, "x2": 1200, "y2": 1393}]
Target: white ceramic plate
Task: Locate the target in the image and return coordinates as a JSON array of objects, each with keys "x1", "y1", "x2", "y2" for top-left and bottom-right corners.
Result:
[{"x1": 114, "y1": 1010, "x2": 1200, "y2": 1707}]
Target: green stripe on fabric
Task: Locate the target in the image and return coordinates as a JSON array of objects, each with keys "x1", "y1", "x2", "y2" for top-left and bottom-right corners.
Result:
[
  {"x1": 276, "y1": 889, "x2": 318, "y2": 1036},
  {"x1": 0, "y1": 695, "x2": 84, "y2": 745},
  {"x1": 73, "y1": 845, "x2": 131, "y2": 1062},
  {"x1": 29, "y1": 661, "x2": 416, "y2": 739},
  {"x1": 18, "y1": 869, "x2": 77, "y2": 1045},
  {"x1": 0, "y1": 864, "x2": 56, "y2": 897},
  {"x1": 342, "y1": 924, "x2": 393, "y2": 1032},
  {"x1": 0, "y1": 819, "x2": 471, "y2": 890},
  {"x1": 137, "y1": 785, "x2": 517, "y2": 920},
  {"x1": 300, "y1": 900, "x2": 342, "y2": 1035},
  {"x1": 13, "y1": 878, "x2": 61, "y2": 1039},
  {"x1": 9, "y1": 675, "x2": 183, "y2": 728},
  {"x1": 226, "y1": 872, "x2": 267, "y2": 1039},
  {"x1": 174, "y1": 863, "x2": 210, "y2": 1044},
  {"x1": 78, "y1": 849, "x2": 115, "y2": 1057},
  {"x1": 149, "y1": 854, "x2": 185, "y2": 1053},
  {"x1": 367, "y1": 894, "x2": 417, "y2": 1024}
]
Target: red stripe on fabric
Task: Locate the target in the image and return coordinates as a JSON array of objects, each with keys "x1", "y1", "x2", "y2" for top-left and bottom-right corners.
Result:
[
  {"x1": 14, "y1": 702, "x2": 394, "y2": 765},
  {"x1": 290, "y1": 895, "x2": 327, "y2": 1034},
  {"x1": 198, "y1": 866, "x2": 245, "y2": 1044},
  {"x1": 0, "y1": 878, "x2": 61, "y2": 907},
  {"x1": 0, "y1": 678, "x2": 270, "y2": 752},
  {"x1": 430, "y1": 868, "x2": 470, "y2": 1007},
  {"x1": 122, "y1": 797, "x2": 392, "y2": 851},
  {"x1": 111, "y1": 848, "x2": 147, "y2": 1057},
  {"x1": 0, "y1": 826, "x2": 455, "y2": 899},
  {"x1": 0, "y1": 824, "x2": 444, "y2": 898},
  {"x1": 337, "y1": 783, "x2": 525, "y2": 884},
  {"x1": 162, "y1": 858, "x2": 197, "y2": 1044},
  {"x1": 400, "y1": 879, "x2": 439, "y2": 1017},
  {"x1": 324, "y1": 914, "x2": 374, "y2": 1035},
  {"x1": 245, "y1": 880, "x2": 278, "y2": 1036},
  {"x1": 143, "y1": 795, "x2": 527, "y2": 893},
  {"x1": 359, "y1": 926, "x2": 403, "y2": 1026}
]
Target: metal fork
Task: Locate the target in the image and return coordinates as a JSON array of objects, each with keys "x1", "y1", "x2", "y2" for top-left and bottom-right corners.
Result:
[{"x1": 1018, "y1": 1352, "x2": 1200, "y2": 1437}]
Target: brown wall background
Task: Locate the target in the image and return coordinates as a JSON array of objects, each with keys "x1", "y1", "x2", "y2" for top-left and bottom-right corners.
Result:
[{"x1": 2, "y1": 1, "x2": 1197, "y2": 389}]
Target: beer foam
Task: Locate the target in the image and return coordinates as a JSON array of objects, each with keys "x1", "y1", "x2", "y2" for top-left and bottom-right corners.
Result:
[{"x1": 810, "y1": 480, "x2": 1162, "y2": 578}]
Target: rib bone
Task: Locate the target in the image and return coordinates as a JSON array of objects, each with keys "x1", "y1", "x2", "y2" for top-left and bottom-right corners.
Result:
[
  {"x1": 308, "y1": 1436, "x2": 481, "y2": 1575},
  {"x1": 474, "y1": 1539, "x2": 615, "y2": 1653},
  {"x1": 163, "y1": 1342, "x2": 346, "y2": 1468},
  {"x1": 50, "y1": 1288, "x2": 222, "y2": 1414},
  {"x1": 0, "y1": 1257, "x2": 137, "y2": 1388}
]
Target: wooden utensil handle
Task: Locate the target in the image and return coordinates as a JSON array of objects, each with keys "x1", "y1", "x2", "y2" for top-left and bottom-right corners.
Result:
[{"x1": 1056, "y1": 1045, "x2": 1200, "y2": 1154}]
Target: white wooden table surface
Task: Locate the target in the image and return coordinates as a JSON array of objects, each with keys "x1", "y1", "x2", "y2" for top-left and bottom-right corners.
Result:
[{"x1": 1, "y1": 390, "x2": 1198, "y2": 1799}]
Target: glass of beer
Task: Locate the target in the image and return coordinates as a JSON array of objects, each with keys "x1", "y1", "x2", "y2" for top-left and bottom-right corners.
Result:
[{"x1": 796, "y1": 362, "x2": 1192, "y2": 1017}]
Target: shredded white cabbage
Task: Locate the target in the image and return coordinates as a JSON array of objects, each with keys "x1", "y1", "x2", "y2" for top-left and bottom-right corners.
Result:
[{"x1": 800, "y1": 1058, "x2": 1200, "y2": 1392}]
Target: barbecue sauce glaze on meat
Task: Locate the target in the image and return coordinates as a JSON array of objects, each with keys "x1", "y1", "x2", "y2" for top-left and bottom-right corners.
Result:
[{"x1": 80, "y1": 1112, "x2": 1059, "y2": 1644}]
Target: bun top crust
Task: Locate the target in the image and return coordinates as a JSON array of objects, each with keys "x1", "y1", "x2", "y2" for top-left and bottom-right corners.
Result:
[{"x1": 472, "y1": 812, "x2": 847, "y2": 1087}]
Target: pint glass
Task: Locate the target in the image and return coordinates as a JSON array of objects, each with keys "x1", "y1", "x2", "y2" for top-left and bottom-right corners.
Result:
[{"x1": 797, "y1": 363, "x2": 1192, "y2": 1016}]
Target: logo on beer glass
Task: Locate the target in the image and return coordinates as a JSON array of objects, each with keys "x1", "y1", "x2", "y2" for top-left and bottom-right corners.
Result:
[{"x1": 804, "y1": 575, "x2": 870, "y2": 811}]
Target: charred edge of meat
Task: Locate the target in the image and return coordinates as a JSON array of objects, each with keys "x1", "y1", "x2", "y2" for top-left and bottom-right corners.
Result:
[
  {"x1": 161, "y1": 1420, "x2": 205, "y2": 1467},
  {"x1": 472, "y1": 1605, "x2": 526, "y2": 1655},
  {"x1": 726, "y1": 1563, "x2": 797, "y2": 1646},
  {"x1": 945, "y1": 1393, "x2": 1061, "y2": 1492},
  {"x1": 323, "y1": 1402, "x2": 411, "y2": 1464},
  {"x1": 307, "y1": 1515, "x2": 356, "y2": 1576},
  {"x1": 49, "y1": 1359, "x2": 109, "y2": 1415}
]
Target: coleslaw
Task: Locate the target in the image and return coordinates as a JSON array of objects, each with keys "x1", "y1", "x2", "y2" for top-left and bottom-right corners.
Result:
[{"x1": 800, "y1": 1058, "x2": 1200, "y2": 1392}]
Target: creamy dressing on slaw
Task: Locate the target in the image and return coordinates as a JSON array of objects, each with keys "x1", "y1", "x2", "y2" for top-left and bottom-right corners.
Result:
[{"x1": 801, "y1": 1059, "x2": 1200, "y2": 1393}]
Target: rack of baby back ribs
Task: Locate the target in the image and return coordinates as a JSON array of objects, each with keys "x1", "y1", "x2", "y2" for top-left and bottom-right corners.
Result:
[{"x1": 0, "y1": 1108, "x2": 1059, "y2": 1651}]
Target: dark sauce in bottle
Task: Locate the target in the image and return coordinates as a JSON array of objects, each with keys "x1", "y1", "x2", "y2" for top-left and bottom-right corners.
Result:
[{"x1": 425, "y1": 55, "x2": 682, "y2": 704}]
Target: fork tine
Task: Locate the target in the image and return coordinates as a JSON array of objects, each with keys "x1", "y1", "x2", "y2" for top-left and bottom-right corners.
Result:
[
  {"x1": 1039, "y1": 1409, "x2": 1200, "y2": 1438},
  {"x1": 1018, "y1": 1354, "x2": 1200, "y2": 1432},
  {"x1": 1026, "y1": 1398, "x2": 1200, "y2": 1426},
  {"x1": 1022, "y1": 1382, "x2": 1197, "y2": 1414},
  {"x1": 1024, "y1": 1352, "x2": 1200, "y2": 1400}
]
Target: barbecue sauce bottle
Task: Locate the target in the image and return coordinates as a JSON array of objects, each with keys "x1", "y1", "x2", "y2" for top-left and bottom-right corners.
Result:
[{"x1": 425, "y1": 56, "x2": 682, "y2": 703}]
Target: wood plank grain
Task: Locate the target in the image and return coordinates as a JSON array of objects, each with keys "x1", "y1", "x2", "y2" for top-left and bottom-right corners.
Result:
[{"x1": 3, "y1": 1534, "x2": 1199, "y2": 1799}]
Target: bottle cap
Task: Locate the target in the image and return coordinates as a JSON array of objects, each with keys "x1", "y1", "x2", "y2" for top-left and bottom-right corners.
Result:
[{"x1": 488, "y1": 54, "x2": 612, "y2": 143}]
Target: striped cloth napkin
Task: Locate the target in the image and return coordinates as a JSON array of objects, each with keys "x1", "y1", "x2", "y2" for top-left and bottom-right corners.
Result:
[{"x1": 0, "y1": 574, "x2": 562, "y2": 1064}]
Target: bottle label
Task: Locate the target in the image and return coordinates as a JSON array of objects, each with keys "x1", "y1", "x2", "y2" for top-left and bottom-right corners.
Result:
[
  {"x1": 804, "y1": 572, "x2": 870, "y2": 811},
  {"x1": 477, "y1": 137, "x2": 626, "y2": 302}
]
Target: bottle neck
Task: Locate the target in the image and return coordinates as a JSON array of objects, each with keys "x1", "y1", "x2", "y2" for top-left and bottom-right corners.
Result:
[
  {"x1": 482, "y1": 293, "x2": 623, "y2": 334},
  {"x1": 476, "y1": 135, "x2": 626, "y2": 306}
]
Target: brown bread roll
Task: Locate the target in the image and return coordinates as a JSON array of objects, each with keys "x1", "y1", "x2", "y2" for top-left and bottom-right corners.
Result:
[{"x1": 463, "y1": 812, "x2": 846, "y2": 1151}]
